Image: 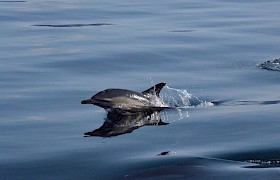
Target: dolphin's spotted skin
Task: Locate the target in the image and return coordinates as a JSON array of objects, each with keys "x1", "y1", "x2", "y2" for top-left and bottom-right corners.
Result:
[{"x1": 81, "y1": 82, "x2": 168, "y2": 113}]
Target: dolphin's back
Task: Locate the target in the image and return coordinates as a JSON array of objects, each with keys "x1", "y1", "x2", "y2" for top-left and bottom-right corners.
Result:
[
  {"x1": 92, "y1": 89, "x2": 151, "y2": 109},
  {"x1": 93, "y1": 89, "x2": 145, "y2": 101}
]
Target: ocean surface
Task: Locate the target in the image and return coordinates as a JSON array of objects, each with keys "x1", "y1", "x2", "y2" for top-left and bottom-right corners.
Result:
[{"x1": 1, "y1": 0, "x2": 280, "y2": 179}]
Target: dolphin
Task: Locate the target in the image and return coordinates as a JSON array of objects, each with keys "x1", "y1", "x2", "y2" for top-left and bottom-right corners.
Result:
[{"x1": 81, "y1": 82, "x2": 168, "y2": 113}]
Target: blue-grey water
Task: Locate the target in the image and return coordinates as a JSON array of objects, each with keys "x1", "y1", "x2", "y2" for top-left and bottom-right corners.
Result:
[{"x1": 1, "y1": 0, "x2": 280, "y2": 179}]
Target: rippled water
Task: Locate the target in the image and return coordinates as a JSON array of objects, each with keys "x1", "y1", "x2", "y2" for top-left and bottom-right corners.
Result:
[
  {"x1": 259, "y1": 58, "x2": 280, "y2": 71},
  {"x1": 1, "y1": 0, "x2": 280, "y2": 179}
]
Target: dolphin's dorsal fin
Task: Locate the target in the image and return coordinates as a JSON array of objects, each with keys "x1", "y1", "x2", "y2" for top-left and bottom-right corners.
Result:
[{"x1": 142, "y1": 82, "x2": 166, "y2": 97}]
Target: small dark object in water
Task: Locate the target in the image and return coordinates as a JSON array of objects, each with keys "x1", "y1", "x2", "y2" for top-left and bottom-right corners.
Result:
[
  {"x1": 157, "y1": 151, "x2": 171, "y2": 156},
  {"x1": 169, "y1": 29, "x2": 195, "y2": 33}
]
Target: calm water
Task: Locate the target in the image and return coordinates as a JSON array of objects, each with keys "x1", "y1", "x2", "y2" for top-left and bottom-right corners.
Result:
[{"x1": 1, "y1": 0, "x2": 280, "y2": 179}]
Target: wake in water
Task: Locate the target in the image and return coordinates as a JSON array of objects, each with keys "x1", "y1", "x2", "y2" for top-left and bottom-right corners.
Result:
[
  {"x1": 160, "y1": 86, "x2": 213, "y2": 108},
  {"x1": 33, "y1": 23, "x2": 113, "y2": 28},
  {"x1": 258, "y1": 58, "x2": 280, "y2": 71}
]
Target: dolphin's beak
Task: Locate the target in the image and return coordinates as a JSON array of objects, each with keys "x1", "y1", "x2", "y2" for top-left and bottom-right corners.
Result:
[{"x1": 81, "y1": 99, "x2": 93, "y2": 104}]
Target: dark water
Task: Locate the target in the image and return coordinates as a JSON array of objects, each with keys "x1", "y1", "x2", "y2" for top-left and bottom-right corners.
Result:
[{"x1": 1, "y1": 0, "x2": 280, "y2": 179}]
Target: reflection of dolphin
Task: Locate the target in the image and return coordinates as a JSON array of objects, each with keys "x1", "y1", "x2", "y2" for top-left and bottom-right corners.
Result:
[
  {"x1": 84, "y1": 111, "x2": 169, "y2": 137},
  {"x1": 81, "y1": 82, "x2": 169, "y2": 114}
]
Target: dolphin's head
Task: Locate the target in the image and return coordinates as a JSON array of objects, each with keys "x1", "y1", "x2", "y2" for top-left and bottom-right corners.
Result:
[
  {"x1": 81, "y1": 99, "x2": 95, "y2": 104},
  {"x1": 81, "y1": 89, "x2": 120, "y2": 109},
  {"x1": 82, "y1": 89, "x2": 110, "y2": 104},
  {"x1": 81, "y1": 97, "x2": 113, "y2": 110}
]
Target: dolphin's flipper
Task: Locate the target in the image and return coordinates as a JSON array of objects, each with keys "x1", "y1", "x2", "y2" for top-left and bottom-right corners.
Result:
[{"x1": 142, "y1": 82, "x2": 166, "y2": 97}]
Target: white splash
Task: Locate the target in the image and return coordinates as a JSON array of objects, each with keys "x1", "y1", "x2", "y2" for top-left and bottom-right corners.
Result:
[
  {"x1": 148, "y1": 94, "x2": 169, "y2": 107},
  {"x1": 160, "y1": 86, "x2": 213, "y2": 108}
]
